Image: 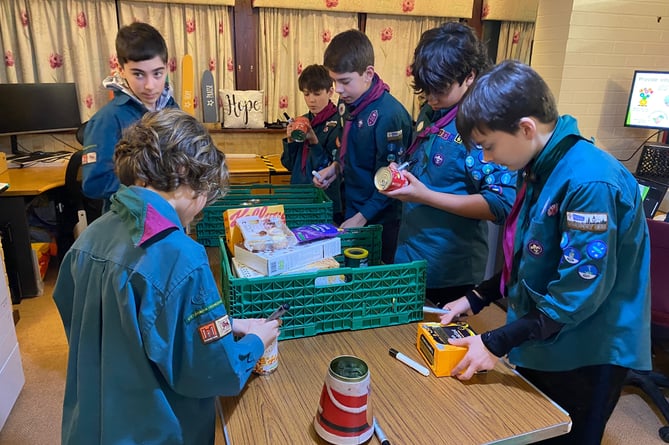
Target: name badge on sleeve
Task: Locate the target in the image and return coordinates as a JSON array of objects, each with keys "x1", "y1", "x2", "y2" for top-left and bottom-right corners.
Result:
[{"x1": 198, "y1": 314, "x2": 232, "y2": 344}]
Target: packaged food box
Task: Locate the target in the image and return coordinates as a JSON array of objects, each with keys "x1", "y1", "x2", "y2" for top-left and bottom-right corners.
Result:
[{"x1": 233, "y1": 236, "x2": 341, "y2": 276}]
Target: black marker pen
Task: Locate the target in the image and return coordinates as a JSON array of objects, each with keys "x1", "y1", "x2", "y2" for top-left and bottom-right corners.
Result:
[{"x1": 266, "y1": 303, "x2": 290, "y2": 322}]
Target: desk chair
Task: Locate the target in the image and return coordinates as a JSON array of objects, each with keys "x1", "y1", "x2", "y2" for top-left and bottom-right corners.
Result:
[
  {"x1": 61, "y1": 123, "x2": 102, "y2": 243},
  {"x1": 624, "y1": 218, "x2": 669, "y2": 442},
  {"x1": 635, "y1": 143, "x2": 669, "y2": 186}
]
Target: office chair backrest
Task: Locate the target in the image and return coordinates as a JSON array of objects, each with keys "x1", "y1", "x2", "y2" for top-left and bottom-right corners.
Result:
[
  {"x1": 636, "y1": 143, "x2": 669, "y2": 186},
  {"x1": 76, "y1": 121, "x2": 86, "y2": 146},
  {"x1": 65, "y1": 122, "x2": 102, "y2": 236},
  {"x1": 648, "y1": 218, "x2": 669, "y2": 327}
]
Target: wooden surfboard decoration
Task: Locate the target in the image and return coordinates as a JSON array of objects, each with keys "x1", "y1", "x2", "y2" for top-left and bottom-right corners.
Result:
[
  {"x1": 201, "y1": 70, "x2": 217, "y2": 122},
  {"x1": 181, "y1": 54, "x2": 195, "y2": 116}
]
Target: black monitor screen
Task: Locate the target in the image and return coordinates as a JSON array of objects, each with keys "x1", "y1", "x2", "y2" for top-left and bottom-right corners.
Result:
[
  {"x1": 0, "y1": 82, "x2": 81, "y2": 136},
  {"x1": 624, "y1": 70, "x2": 669, "y2": 131}
]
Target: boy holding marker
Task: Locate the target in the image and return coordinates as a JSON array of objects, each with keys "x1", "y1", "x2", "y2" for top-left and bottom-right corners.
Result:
[
  {"x1": 316, "y1": 29, "x2": 413, "y2": 264},
  {"x1": 54, "y1": 109, "x2": 281, "y2": 444},
  {"x1": 440, "y1": 60, "x2": 651, "y2": 445},
  {"x1": 281, "y1": 64, "x2": 343, "y2": 223}
]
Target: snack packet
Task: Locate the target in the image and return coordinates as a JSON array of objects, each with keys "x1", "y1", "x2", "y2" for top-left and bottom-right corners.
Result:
[
  {"x1": 291, "y1": 223, "x2": 342, "y2": 243},
  {"x1": 237, "y1": 215, "x2": 298, "y2": 251}
]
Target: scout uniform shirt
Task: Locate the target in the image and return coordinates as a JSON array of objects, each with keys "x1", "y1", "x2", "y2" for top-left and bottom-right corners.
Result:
[{"x1": 53, "y1": 185, "x2": 264, "y2": 444}]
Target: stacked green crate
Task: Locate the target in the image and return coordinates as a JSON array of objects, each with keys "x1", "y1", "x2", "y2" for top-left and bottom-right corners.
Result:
[
  {"x1": 196, "y1": 184, "x2": 333, "y2": 246},
  {"x1": 219, "y1": 225, "x2": 426, "y2": 340}
]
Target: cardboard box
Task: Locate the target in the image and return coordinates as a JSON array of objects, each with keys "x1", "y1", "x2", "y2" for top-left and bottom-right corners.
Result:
[
  {"x1": 231, "y1": 257, "x2": 264, "y2": 279},
  {"x1": 0, "y1": 153, "x2": 7, "y2": 175},
  {"x1": 416, "y1": 322, "x2": 475, "y2": 377},
  {"x1": 232, "y1": 256, "x2": 340, "y2": 279},
  {"x1": 223, "y1": 204, "x2": 286, "y2": 252},
  {"x1": 234, "y1": 237, "x2": 341, "y2": 276}
]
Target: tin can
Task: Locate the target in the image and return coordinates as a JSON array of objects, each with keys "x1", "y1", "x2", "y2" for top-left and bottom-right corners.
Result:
[
  {"x1": 314, "y1": 355, "x2": 374, "y2": 445},
  {"x1": 290, "y1": 116, "x2": 310, "y2": 142},
  {"x1": 253, "y1": 338, "x2": 279, "y2": 375},
  {"x1": 374, "y1": 165, "x2": 408, "y2": 191},
  {"x1": 344, "y1": 247, "x2": 369, "y2": 268}
]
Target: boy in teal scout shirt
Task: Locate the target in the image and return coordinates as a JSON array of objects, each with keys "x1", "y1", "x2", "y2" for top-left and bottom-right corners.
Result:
[{"x1": 440, "y1": 60, "x2": 651, "y2": 445}]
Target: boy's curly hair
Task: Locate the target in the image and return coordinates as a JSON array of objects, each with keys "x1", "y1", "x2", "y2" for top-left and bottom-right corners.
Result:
[
  {"x1": 411, "y1": 22, "x2": 490, "y2": 96},
  {"x1": 114, "y1": 109, "x2": 228, "y2": 201}
]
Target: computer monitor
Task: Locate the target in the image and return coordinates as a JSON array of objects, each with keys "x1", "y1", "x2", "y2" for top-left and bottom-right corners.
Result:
[
  {"x1": 636, "y1": 176, "x2": 668, "y2": 218},
  {"x1": 0, "y1": 82, "x2": 81, "y2": 153},
  {"x1": 624, "y1": 70, "x2": 669, "y2": 131}
]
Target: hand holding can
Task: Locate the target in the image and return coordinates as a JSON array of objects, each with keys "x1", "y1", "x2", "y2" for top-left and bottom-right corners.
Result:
[
  {"x1": 291, "y1": 116, "x2": 311, "y2": 142},
  {"x1": 374, "y1": 162, "x2": 411, "y2": 191}
]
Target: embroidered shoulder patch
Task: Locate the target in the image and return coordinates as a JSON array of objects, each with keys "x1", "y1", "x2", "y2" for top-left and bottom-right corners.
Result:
[
  {"x1": 198, "y1": 314, "x2": 232, "y2": 344},
  {"x1": 367, "y1": 110, "x2": 378, "y2": 126},
  {"x1": 417, "y1": 121, "x2": 425, "y2": 132},
  {"x1": 81, "y1": 152, "x2": 97, "y2": 165},
  {"x1": 566, "y1": 211, "x2": 608, "y2": 232}
]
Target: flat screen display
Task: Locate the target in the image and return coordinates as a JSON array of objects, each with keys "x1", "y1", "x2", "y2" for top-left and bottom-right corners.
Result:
[
  {"x1": 636, "y1": 176, "x2": 668, "y2": 218},
  {"x1": 624, "y1": 71, "x2": 669, "y2": 131},
  {"x1": 0, "y1": 82, "x2": 81, "y2": 136}
]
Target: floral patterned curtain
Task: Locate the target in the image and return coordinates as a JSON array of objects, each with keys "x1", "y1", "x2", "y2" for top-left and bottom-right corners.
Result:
[
  {"x1": 0, "y1": 0, "x2": 118, "y2": 121},
  {"x1": 0, "y1": 0, "x2": 234, "y2": 123},
  {"x1": 496, "y1": 21, "x2": 535, "y2": 64},
  {"x1": 118, "y1": 1, "x2": 234, "y2": 122},
  {"x1": 258, "y1": 8, "x2": 357, "y2": 123},
  {"x1": 259, "y1": 7, "x2": 451, "y2": 122},
  {"x1": 365, "y1": 15, "x2": 453, "y2": 118}
]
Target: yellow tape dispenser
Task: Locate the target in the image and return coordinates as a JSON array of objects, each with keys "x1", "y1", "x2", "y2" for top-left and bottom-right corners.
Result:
[{"x1": 416, "y1": 322, "x2": 476, "y2": 377}]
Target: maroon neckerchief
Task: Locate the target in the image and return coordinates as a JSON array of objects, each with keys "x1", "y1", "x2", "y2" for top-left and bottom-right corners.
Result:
[
  {"x1": 338, "y1": 74, "x2": 390, "y2": 169},
  {"x1": 498, "y1": 134, "x2": 580, "y2": 295},
  {"x1": 301, "y1": 101, "x2": 338, "y2": 173},
  {"x1": 406, "y1": 105, "x2": 459, "y2": 156},
  {"x1": 500, "y1": 177, "x2": 527, "y2": 295}
]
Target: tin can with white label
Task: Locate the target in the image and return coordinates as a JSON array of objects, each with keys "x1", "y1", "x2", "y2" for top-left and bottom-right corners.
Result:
[{"x1": 253, "y1": 338, "x2": 279, "y2": 375}]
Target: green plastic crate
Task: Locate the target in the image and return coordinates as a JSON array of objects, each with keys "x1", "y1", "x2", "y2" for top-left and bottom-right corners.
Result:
[
  {"x1": 219, "y1": 225, "x2": 426, "y2": 340},
  {"x1": 196, "y1": 184, "x2": 333, "y2": 246}
]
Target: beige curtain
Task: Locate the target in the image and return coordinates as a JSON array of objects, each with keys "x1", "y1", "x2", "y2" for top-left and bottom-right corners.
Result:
[
  {"x1": 118, "y1": 1, "x2": 234, "y2": 122},
  {"x1": 0, "y1": 0, "x2": 233, "y2": 123},
  {"x1": 0, "y1": 0, "x2": 118, "y2": 121},
  {"x1": 365, "y1": 15, "x2": 453, "y2": 118},
  {"x1": 259, "y1": 8, "x2": 451, "y2": 122},
  {"x1": 496, "y1": 21, "x2": 535, "y2": 64},
  {"x1": 258, "y1": 8, "x2": 357, "y2": 123}
]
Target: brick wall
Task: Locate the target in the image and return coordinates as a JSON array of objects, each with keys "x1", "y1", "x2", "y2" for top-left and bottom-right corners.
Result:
[{"x1": 533, "y1": 0, "x2": 669, "y2": 171}]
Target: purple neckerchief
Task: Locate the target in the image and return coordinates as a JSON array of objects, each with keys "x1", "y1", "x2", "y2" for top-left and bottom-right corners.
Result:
[
  {"x1": 138, "y1": 203, "x2": 179, "y2": 246},
  {"x1": 406, "y1": 105, "x2": 458, "y2": 156},
  {"x1": 500, "y1": 176, "x2": 527, "y2": 295},
  {"x1": 301, "y1": 101, "x2": 338, "y2": 173},
  {"x1": 339, "y1": 74, "x2": 390, "y2": 169}
]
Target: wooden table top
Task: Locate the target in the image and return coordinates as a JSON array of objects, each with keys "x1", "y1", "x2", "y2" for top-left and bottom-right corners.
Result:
[
  {"x1": 0, "y1": 163, "x2": 67, "y2": 197},
  {"x1": 226, "y1": 155, "x2": 271, "y2": 174},
  {"x1": 219, "y1": 306, "x2": 571, "y2": 445},
  {"x1": 0, "y1": 155, "x2": 274, "y2": 198}
]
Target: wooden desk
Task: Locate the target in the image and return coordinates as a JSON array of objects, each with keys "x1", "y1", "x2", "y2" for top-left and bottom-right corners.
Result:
[
  {"x1": 0, "y1": 164, "x2": 67, "y2": 196},
  {"x1": 262, "y1": 153, "x2": 292, "y2": 185},
  {"x1": 219, "y1": 307, "x2": 571, "y2": 445},
  {"x1": 0, "y1": 157, "x2": 271, "y2": 301},
  {"x1": 226, "y1": 156, "x2": 270, "y2": 185},
  {"x1": 0, "y1": 163, "x2": 68, "y2": 301}
]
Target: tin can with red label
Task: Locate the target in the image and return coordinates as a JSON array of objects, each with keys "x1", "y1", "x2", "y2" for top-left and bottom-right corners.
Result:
[
  {"x1": 374, "y1": 164, "x2": 408, "y2": 191},
  {"x1": 290, "y1": 116, "x2": 310, "y2": 142}
]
